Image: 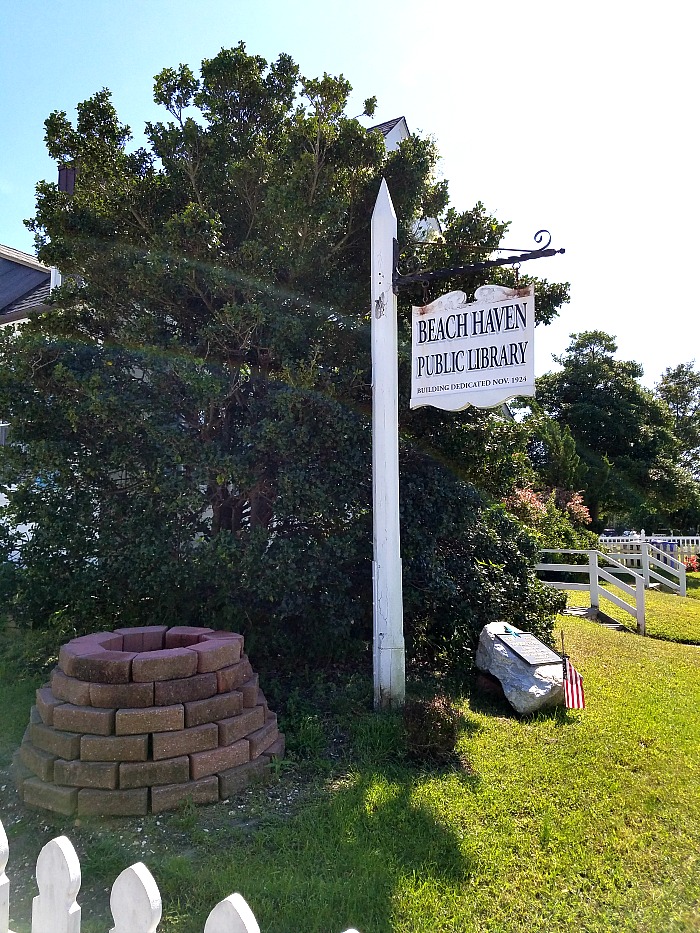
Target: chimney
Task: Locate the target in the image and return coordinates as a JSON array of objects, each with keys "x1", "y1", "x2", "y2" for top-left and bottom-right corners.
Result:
[{"x1": 58, "y1": 163, "x2": 77, "y2": 195}]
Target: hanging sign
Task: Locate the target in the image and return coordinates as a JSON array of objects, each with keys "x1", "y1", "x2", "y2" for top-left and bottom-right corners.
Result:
[{"x1": 410, "y1": 285, "x2": 536, "y2": 410}]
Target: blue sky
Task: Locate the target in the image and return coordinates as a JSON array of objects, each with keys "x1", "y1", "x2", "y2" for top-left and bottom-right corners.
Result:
[{"x1": 2, "y1": 0, "x2": 698, "y2": 386}]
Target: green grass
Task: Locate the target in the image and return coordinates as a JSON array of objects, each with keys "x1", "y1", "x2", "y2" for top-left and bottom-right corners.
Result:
[
  {"x1": 0, "y1": 636, "x2": 40, "y2": 767},
  {"x1": 141, "y1": 620, "x2": 700, "y2": 932},
  {"x1": 565, "y1": 573, "x2": 700, "y2": 644},
  {"x1": 0, "y1": 679, "x2": 36, "y2": 766},
  {"x1": 686, "y1": 571, "x2": 700, "y2": 602},
  {"x1": 2, "y1": 613, "x2": 700, "y2": 932}
]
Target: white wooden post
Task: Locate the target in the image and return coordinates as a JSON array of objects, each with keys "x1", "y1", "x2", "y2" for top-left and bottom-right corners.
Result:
[
  {"x1": 641, "y1": 542, "x2": 650, "y2": 588},
  {"x1": 636, "y1": 575, "x2": 646, "y2": 636},
  {"x1": 588, "y1": 550, "x2": 600, "y2": 611},
  {"x1": 32, "y1": 837, "x2": 81, "y2": 933},
  {"x1": 109, "y1": 862, "x2": 162, "y2": 933},
  {"x1": 204, "y1": 893, "x2": 259, "y2": 933},
  {"x1": 371, "y1": 179, "x2": 405, "y2": 709},
  {"x1": 0, "y1": 819, "x2": 9, "y2": 933}
]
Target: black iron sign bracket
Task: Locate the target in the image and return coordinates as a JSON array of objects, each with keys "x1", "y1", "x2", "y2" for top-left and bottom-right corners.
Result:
[{"x1": 392, "y1": 230, "x2": 565, "y2": 293}]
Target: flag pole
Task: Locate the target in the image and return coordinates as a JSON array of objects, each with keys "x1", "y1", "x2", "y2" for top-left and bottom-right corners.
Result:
[
  {"x1": 560, "y1": 630, "x2": 567, "y2": 681},
  {"x1": 560, "y1": 631, "x2": 586, "y2": 709}
]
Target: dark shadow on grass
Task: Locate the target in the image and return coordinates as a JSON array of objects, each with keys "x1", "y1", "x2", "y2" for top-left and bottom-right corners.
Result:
[
  {"x1": 169, "y1": 767, "x2": 474, "y2": 933},
  {"x1": 406, "y1": 756, "x2": 482, "y2": 792},
  {"x1": 464, "y1": 683, "x2": 518, "y2": 719},
  {"x1": 454, "y1": 708, "x2": 483, "y2": 739},
  {"x1": 464, "y1": 678, "x2": 582, "y2": 726},
  {"x1": 642, "y1": 632, "x2": 700, "y2": 646},
  {"x1": 524, "y1": 704, "x2": 582, "y2": 726}
]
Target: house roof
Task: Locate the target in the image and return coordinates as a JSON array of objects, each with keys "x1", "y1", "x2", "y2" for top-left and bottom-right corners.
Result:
[
  {"x1": 0, "y1": 244, "x2": 51, "y2": 324},
  {"x1": 0, "y1": 243, "x2": 48, "y2": 273},
  {"x1": 370, "y1": 116, "x2": 408, "y2": 137}
]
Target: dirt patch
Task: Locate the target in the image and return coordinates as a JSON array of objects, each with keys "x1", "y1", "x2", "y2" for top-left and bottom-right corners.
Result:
[{"x1": 1, "y1": 758, "x2": 312, "y2": 932}]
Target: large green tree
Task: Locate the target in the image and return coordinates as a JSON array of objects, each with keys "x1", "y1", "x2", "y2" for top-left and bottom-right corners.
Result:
[
  {"x1": 0, "y1": 44, "x2": 566, "y2": 668},
  {"x1": 655, "y1": 362, "x2": 700, "y2": 479},
  {"x1": 536, "y1": 331, "x2": 690, "y2": 529}
]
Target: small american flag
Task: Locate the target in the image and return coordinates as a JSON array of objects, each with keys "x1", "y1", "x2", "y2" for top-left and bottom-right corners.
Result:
[{"x1": 563, "y1": 657, "x2": 585, "y2": 709}]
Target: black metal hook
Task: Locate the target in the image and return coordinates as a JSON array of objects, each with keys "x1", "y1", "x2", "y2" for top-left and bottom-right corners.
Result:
[{"x1": 392, "y1": 231, "x2": 565, "y2": 292}]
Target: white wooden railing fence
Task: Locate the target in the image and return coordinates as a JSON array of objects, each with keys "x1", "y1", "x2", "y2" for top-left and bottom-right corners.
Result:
[
  {"x1": 536, "y1": 549, "x2": 646, "y2": 635},
  {"x1": 0, "y1": 817, "x2": 360, "y2": 933},
  {"x1": 600, "y1": 541, "x2": 687, "y2": 596}
]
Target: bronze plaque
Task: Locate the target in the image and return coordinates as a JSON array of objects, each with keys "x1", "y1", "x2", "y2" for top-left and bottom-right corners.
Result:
[{"x1": 496, "y1": 632, "x2": 562, "y2": 666}]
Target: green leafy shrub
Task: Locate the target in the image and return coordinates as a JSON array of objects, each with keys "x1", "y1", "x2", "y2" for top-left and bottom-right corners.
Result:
[
  {"x1": 401, "y1": 454, "x2": 565, "y2": 674},
  {"x1": 0, "y1": 609, "x2": 82, "y2": 680}
]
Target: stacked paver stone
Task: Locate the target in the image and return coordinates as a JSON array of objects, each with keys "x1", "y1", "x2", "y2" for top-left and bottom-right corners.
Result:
[{"x1": 12, "y1": 625, "x2": 284, "y2": 817}]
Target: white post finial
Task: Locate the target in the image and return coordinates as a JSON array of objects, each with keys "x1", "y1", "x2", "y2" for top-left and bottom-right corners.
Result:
[
  {"x1": 204, "y1": 893, "x2": 260, "y2": 933},
  {"x1": 31, "y1": 836, "x2": 81, "y2": 933},
  {"x1": 0, "y1": 819, "x2": 9, "y2": 933},
  {"x1": 371, "y1": 178, "x2": 405, "y2": 709},
  {"x1": 109, "y1": 862, "x2": 162, "y2": 933}
]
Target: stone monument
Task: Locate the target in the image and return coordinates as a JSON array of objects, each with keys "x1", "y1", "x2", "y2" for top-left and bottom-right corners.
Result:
[{"x1": 475, "y1": 622, "x2": 564, "y2": 715}]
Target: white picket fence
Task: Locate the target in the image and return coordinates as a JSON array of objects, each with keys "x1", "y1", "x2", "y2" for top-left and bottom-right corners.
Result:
[
  {"x1": 0, "y1": 817, "x2": 360, "y2": 933},
  {"x1": 600, "y1": 534, "x2": 700, "y2": 561}
]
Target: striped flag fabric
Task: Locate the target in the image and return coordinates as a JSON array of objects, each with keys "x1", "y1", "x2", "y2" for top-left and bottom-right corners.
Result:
[{"x1": 563, "y1": 657, "x2": 585, "y2": 709}]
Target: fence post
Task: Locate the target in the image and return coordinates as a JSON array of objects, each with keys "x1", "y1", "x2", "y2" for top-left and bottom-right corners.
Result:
[
  {"x1": 109, "y1": 863, "x2": 162, "y2": 933},
  {"x1": 588, "y1": 551, "x2": 600, "y2": 611},
  {"x1": 636, "y1": 574, "x2": 646, "y2": 636},
  {"x1": 204, "y1": 893, "x2": 260, "y2": 933},
  {"x1": 680, "y1": 560, "x2": 687, "y2": 598},
  {"x1": 641, "y1": 542, "x2": 650, "y2": 588},
  {"x1": 1, "y1": 819, "x2": 8, "y2": 933},
  {"x1": 32, "y1": 836, "x2": 81, "y2": 933}
]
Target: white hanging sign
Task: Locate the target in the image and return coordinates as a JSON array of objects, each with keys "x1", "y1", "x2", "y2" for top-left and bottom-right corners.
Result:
[{"x1": 410, "y1": 285, "x2": 536, "y2": 410}]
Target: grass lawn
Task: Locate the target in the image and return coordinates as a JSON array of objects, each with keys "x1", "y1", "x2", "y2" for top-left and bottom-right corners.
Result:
[
  {"x1": 565, "y1": 571, "x2": 700, "y2": 644},
  {"x1": 1, "y1": 607, "x2": 699, "y2": 932},
  {"x1": 0, "y1": 651, "x2": 41, "y2": 768},
  {"x1": 686, "y1": 571, "x2": 700, "y2": 602}
]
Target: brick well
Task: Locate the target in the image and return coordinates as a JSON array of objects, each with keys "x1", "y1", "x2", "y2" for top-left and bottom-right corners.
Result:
[{"x1": 14, "y1": 626, "x2": 283, "y2": 816}]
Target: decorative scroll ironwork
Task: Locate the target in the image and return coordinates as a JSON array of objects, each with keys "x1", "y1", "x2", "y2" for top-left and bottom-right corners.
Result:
[{"x1": 392, "y1": 230, "x2": 564, "y2": 291}]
